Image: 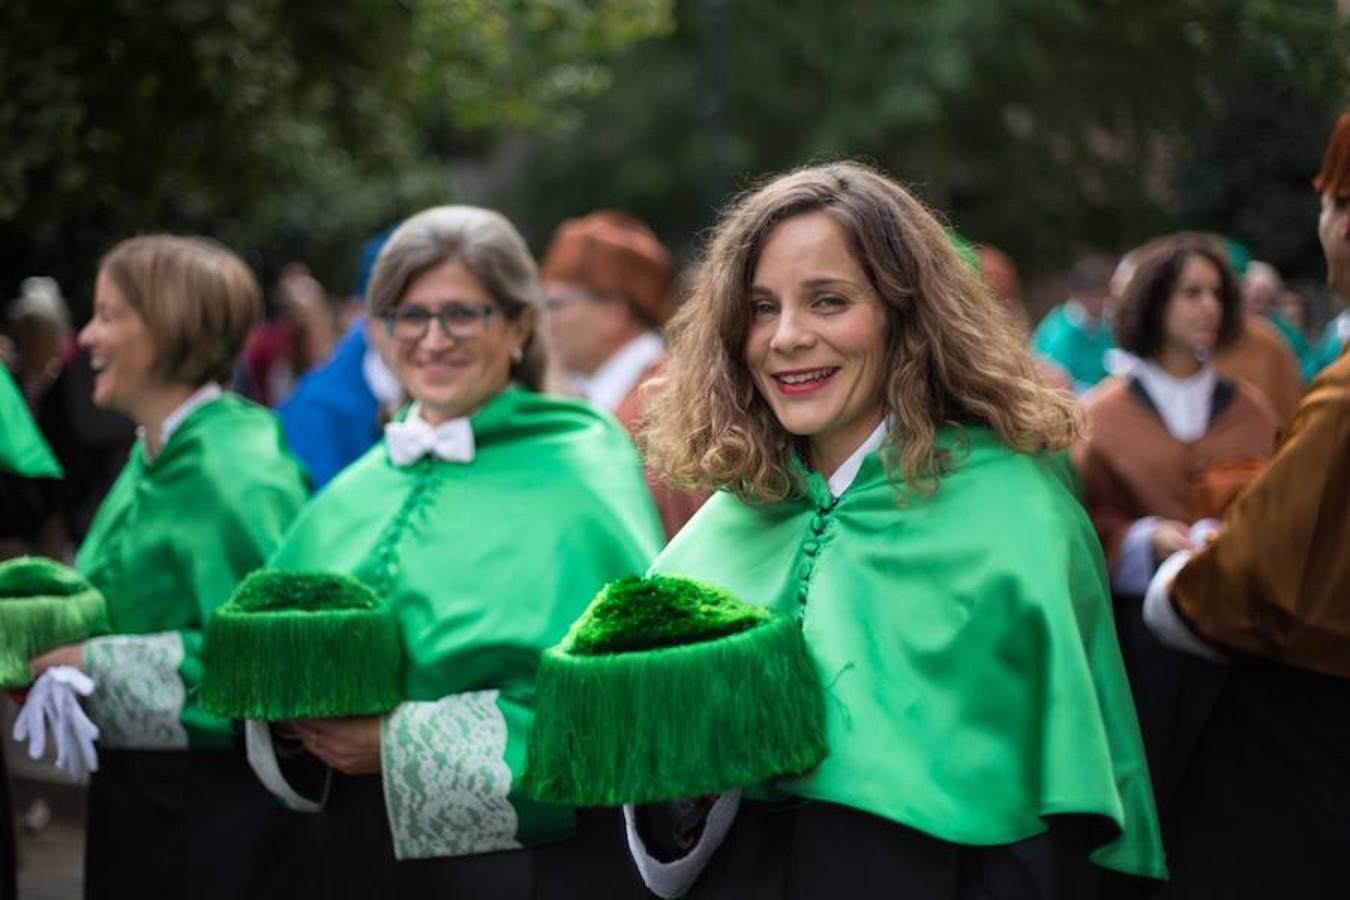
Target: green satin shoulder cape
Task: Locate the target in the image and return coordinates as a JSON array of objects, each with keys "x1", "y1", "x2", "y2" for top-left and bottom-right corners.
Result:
[
  {"x1": 267, "y1": 386, "x2": 665, "y2": 846},
  {"x1": 76, "y1": 394, "x2": 309, "y2": 748},
  {"x1": 0, "y1": 364, "x2": 61, "y2": 477},
  {"x1": 651, "y1": 427, "x2": 1165, "y2": 879}
]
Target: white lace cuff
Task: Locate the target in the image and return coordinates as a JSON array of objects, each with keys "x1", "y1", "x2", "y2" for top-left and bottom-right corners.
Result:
[
  {"x1": 380, "y1": 692, "x2": 522, "y2": 860},
  {"x1": 83, "y1": 632, "x2": 188, "y2": 750}
]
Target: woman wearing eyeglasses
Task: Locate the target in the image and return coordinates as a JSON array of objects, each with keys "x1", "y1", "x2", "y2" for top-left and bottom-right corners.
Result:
[{"x1": 262, "y1": 206, "x2": 663, "y2": 898}]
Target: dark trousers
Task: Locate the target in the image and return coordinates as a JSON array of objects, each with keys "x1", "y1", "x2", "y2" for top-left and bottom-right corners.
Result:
[
  {"x1": 0, "y1": 753, "x2": 14, "y2": 900},
  {"x1": 683, "y1": 799, "x2": 1105, "y2": 900},
  {"x1": 85, "y1": 749, "x2": 317, "y2": 900},
  {"x1": 315, "y1": 772, "x2": 647, "y2": 899}
]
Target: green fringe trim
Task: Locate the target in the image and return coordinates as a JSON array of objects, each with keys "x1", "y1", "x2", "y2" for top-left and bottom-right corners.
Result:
[
  {"x1": 522, "y1": 614, "x2": 828, "y2": 805},
  {"x1": 200, "y1": 571, "x2": 403, "y2": 720},
  {"x1": 563, "y1": 575, "x2": 770, "y2": 656},
  {"x1": 0, "y1": 557, "x2": 109, "y2": 688}
]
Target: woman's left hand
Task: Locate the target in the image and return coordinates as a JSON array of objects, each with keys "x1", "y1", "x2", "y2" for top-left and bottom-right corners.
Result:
[
  {"x1": 29, "y1": 643, "x2": 85, "y2": 678},
  {"x1": 291, "y1": 716, "x2": 383, "y2": 775}
]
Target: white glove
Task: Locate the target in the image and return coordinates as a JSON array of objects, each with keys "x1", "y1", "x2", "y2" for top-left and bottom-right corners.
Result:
[{"x1": 12, "y1": 666, "x2": 100, "y2": 782}]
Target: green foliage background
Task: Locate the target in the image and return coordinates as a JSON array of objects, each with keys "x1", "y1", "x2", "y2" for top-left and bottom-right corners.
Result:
[
  {"x1": 0, "y1": 0, "x2": 673, "y2": 311},
  {"x1": 2, "y1": 0, "x2": 1346, "y2": 318},
  {"x1": 487, "y1": 0, "x2": 1349, "y2": 310}
]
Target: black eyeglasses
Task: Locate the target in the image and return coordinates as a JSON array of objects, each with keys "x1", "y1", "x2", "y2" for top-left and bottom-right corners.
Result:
[{"x1": 381, "y1": 302, "x2": 497, "y2": 341}]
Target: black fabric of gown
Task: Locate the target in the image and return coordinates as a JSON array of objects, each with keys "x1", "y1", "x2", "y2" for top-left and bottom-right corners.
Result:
[
  {"x1": 84, "y1": 748, "x2": 317, "y2": 900},
  {"x1": 314, "y1": 772, "x2": 647, "y2": 900},
  {"x1": 669, "y1": 798, "x2": 1107, "y2": 900},
  {"x1": 1158, "y1": 660, "x2": 1350, "y2": 899},
  {"x1": 1, "y1": 753, "x2": 14, "y2": 900}
]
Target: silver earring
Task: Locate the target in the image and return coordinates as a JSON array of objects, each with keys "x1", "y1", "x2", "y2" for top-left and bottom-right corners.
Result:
[{"x1": 512, "y1": 347, "x2": 524, "y2": 364}]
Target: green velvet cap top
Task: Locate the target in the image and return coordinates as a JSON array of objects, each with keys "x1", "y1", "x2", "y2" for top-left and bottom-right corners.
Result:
[
  {"x1": 0, "y1": 556, "x2": 109, "y2": 688},
  {"x1": 200, "y1": 570, "x2": 403, "y2": 720},
  {"x1": 522, "y1": 575, "x2": 827, "y2": 806}
]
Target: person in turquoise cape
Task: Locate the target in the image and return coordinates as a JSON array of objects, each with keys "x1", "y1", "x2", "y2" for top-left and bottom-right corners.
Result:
[
  {"x1": 263, "y1": 205, "x2": 664, "y2": 899},
  {"x1": 0, "y1": 362, "x2": 62, "y2": 537},
  {"x1": 24, "y1": 235, "x2": 312, "y2": 900},
  {"x1": 625, "y1": 161, "x2": 1165, "y2": 898},
  {"x1": 1, "y1": 362, "x2": 63, "y2": 900}
]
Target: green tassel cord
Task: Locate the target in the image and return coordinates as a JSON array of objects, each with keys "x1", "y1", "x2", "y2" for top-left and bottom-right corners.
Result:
[
  {"x1": 0, "y1": 557, "x2": 109, "y2": 688},
  {"x1": 200, "y1": 570, "x2": 403, "y2": 720},
  {"x1": 523, "y1": 575, "x2": 828, "y2": 806}
]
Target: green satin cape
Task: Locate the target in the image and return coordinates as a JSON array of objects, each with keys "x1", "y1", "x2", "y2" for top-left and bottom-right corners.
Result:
[
  {"x1": 267, "y1": 386, "x2": 664, "y2": 846},
  {"x1": 76, "y1": 394, "x2": 309, "y2": 748},
  {"x1": 0, "y1": 364, "x2": 61, "y2": 478},
  {"x1": 651, "y1": 427, "x2": 1165, "y2": 879}
]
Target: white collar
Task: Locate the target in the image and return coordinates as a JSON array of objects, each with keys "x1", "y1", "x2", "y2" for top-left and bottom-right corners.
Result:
[
  {"x1": 362, "y1": 344, "x2": 403, "y2": 408},
  {"x1": 571, "y1": 332, "x2": 665, "y2": 413},
  {"x1": 139, "y1": 383, "x2": 222, "y2": 459},
  {"x1": 1134, "y1": 361, "x2": 1216, "y2": 441},
  {"x1": 825, "y1": 418, "x2": 890, "y2": 498},
  {"x1": 384, "y1": 403, "x2": 476, "y2": 466}
]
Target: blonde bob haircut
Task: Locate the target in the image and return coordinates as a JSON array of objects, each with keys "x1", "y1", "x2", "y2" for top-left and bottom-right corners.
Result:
[
  {"x1": 99, "y1": 235, "x2": 261, "y2": 387},
  {"x1": 367, "y1": 205, "x2": 552, "y2": 392},
  {"x1": 645, "y1": 161, "x2": 1080, "y2": 502}
]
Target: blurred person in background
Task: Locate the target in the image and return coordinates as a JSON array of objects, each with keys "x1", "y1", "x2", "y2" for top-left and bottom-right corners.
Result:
[
  {"x1": 1075, "y1": 233, "x2": 1278, "y2": 859},
  {"x1": 279, "y1": 230, "x2": 404, "y2": 490},
  {"x1": 977, "y1": 243, "x2": 1072, "y2": 391},
  {"x1": 0, "y1": 363, "x2": 63, "y2": 900},
  {"x1": 266, "y1": 206, "x2": 661, "y2": 898},
  {"x1": 1244, "y1": 259, "x2": 1319, "y2": 382},
  {"x1": 540, "y1": 210, "x2": 705, "y2": 537},
  {"x1": 1309, "y1": 296, "x2": 1348, "y2": 376},
  {"x1": 1272, "y1": 285, "x2": 1311, "y2": 335},
  {"x1": 1138, "y1": 109, "x2": 1350, "y2": 900},
  {"x1": 25, "y1": 235, "x2": 312, "y2": 900},
  {"x1": 1208, "y1": 249, "x2": 1303, "y2": 424},
  {"x1": 6, "y1": 276, "x2": 72, "y2": 406},
  {"x1": 1032, "y1": 253, "x2": 1118, "y2": 393},
  {"x1": 238, "y1": 263, "x2": 340, "y2": 407}
]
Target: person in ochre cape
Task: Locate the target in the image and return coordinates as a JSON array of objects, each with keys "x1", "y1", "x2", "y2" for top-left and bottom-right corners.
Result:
[
  {"x1": 1141, "y1": 111, "x2": 1350, "y2": 899},
  {"x1": 1074, "y1": 233, "x2": 1279, "y2": 831},
  {"x1": 623, "y1": 161, "x2": 1165, "y2": 898},
  {"x1": 263, "y1": 205, "x2": 662, "y2": 898},
  {"x1": 25, "y1": 235, "x2": 313, "y2": 899}
]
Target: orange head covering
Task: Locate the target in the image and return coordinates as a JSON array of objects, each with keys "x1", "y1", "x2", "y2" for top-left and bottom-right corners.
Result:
[
  {"x1": 1313, "y1": 112, "x2": 1350, "y2": 199},
  {"x1": 540, "y1": 211, "x2": 673, "y2": 326}
]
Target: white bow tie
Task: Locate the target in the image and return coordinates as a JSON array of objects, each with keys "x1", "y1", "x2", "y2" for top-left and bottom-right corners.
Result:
[{"x1": 385, "y1": 412, "x2": 475, "y2": 466}]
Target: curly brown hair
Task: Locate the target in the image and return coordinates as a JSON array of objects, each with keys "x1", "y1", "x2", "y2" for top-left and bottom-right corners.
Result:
[
  {"x1": 643, "y1": 161, "x2": 1081, "y2": 503},
  {"x1": 1112, "y1": 233, "x2": 1243, "y2": 360}
]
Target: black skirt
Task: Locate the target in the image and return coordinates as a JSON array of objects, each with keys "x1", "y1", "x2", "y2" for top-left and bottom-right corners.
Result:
[
  {"x1": 313, "y1": 772, "x2": 647, "y2": 900},
  {"x1": 677, "y1": 799, "x2": 1106, "y2": 900},
  {"x1": 84, "y1": 748, "x2": 318, "y2": 900}
]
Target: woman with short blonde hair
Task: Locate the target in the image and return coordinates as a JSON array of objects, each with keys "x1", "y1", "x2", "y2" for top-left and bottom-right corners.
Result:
[
  {"x1": 28, "y1": 234, "x2": 312, "y2": 899},
  {"x1": 629, "y1": 162, "x2": 1163, "y2": 898}
]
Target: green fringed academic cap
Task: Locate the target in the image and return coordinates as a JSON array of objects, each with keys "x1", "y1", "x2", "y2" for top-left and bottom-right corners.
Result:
[
  {"x1": 0, "y1": 557, "x2": 108, "y2": 688},
  {"x1": 522, "y1": 575, "x2": 827, "y2": 806},
  {"x1": 200, "y1": 571, "x2": 402, "y2": 720}
]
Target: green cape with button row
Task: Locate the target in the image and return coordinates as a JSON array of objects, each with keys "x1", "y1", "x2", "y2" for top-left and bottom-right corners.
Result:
[{"x1": 650, "y1": 426, "x2": 1166, "y2": 879}]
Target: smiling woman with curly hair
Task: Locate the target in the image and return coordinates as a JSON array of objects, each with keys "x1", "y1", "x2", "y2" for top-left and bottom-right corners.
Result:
[{"x1": 625, "y1": 161, "x2": 1165, "y2": 899}]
